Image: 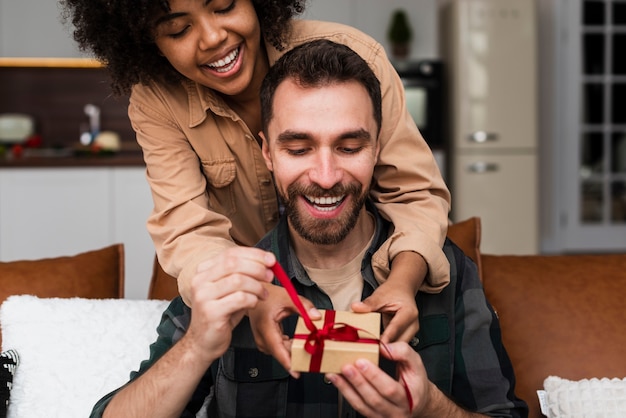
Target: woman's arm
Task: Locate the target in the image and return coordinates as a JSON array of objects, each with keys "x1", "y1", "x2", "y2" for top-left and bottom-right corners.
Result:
[
  {"x1": 129, "y1": 81, "x2": 277, "y2": 305},
  {"x1": 351, "y1": 38, "x2": 451, "y2": 342}
]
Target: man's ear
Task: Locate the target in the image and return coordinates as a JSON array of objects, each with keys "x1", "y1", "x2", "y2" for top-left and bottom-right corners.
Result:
[
  {"x1": 374, "y1": 136, "x2": 381, "y2": 162},
  {"x1": 260, "y1": 131, "x2": 273, "y2": 172}
]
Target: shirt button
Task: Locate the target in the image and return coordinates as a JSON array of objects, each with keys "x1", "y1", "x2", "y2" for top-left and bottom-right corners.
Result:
[
  {"x1": 261, "y1": 178, "x2": 272, "y2": 186},
  {"x1": 409, "y1": 336, "x2": 420, "y2": 347},
  {"x1": 323, "y1": 376, "x2": 332, "y2": 384},
  {"x1": 248, "y1": 367, "x2": 259, "y2": 378}
]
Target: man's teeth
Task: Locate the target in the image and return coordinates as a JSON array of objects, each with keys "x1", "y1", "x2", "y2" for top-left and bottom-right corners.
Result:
[
  {"x1": 208, "y1": 48, "x2": 239, "y2": 72},
  {"x1": 306, "y1": 195, "x2": 344, "y2": 210}
]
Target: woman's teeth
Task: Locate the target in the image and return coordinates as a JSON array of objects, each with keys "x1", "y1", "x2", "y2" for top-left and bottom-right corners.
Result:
[{"x1": 207, "y1": 48, "x2": 239, "y2": 73}]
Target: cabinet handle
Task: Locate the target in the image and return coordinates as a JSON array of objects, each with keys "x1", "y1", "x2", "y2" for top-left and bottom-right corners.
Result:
[
  {"x1": 467, "y1": 162, "x2": 499, "y2": 173},
  {"x1": 468, "y1": 131, "x2": 498, "y2": 143}
]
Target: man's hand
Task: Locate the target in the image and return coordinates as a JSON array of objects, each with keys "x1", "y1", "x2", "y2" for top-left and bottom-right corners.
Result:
[
  {"x1": 248, "y1": 282, "x2": 320, "y2": 375},
  {"x1": 326, "y1": 342, "x2": 429, "y2": 417},
  {"x1": 351, "y1": 251, "x2": 426, "y2": 343},
  {"x1": 189, "y1": 247, "x2": 277, "y2": 360},
  {"x1": 326, "y1": 342, "x2": 480, "y2": 418}
]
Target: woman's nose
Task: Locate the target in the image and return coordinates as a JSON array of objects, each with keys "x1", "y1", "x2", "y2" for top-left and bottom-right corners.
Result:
[{"x1": 197, "y1": 17, "x2": 227, "y2": 50}]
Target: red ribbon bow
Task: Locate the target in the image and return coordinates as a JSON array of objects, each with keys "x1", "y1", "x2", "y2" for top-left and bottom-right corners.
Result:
[{"x1": 270, "y1": 262, "x2": 414, "y2": 411}]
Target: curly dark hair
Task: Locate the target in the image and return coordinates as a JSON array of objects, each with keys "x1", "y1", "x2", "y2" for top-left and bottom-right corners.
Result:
[{"x1": 59, "y1": 0, "x2": 307, "y2": 96}]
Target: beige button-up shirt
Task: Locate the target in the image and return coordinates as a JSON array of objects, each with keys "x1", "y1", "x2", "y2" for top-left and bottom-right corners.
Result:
[{"x1": 129, "y1": 20, "x2": 451, "y2": 294}]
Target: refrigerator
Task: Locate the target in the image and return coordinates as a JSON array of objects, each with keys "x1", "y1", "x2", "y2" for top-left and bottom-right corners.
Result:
[{"x1": 442, "y1": 0, "x2": 539, "y2": 254}]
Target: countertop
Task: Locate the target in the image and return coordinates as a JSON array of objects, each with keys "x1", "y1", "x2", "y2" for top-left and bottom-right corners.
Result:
[
  {"x1": 0, "y1": 141, "x2": 145, "y2": 168},
  {"x1": 0, "y1": 149, "x2": 145, "y2": 168}
]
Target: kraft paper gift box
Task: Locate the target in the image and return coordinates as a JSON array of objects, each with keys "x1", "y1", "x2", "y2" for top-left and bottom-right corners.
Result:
[{"x1": 291, "y1": 310, "x2": 381, "y2": 374}]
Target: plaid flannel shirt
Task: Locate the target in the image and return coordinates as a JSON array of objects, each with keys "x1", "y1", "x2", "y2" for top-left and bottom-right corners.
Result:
[{"x1": 91, "y1": 204, "x2": 527, "y2": 418}]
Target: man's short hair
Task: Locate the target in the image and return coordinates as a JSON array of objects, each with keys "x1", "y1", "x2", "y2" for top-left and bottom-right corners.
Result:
[{"x1": 260, "y1": 39, "x2": 382, "y2": 134}]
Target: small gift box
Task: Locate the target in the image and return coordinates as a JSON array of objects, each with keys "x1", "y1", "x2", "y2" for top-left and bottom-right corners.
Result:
[{"x1": 291, "y1": 310, "x2": 381, "y2": 374}]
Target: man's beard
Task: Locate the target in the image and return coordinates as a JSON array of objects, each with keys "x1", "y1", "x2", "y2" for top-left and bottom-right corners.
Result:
[{"x1": 279, "y1": 182, "x2": 368, "y2": 245}]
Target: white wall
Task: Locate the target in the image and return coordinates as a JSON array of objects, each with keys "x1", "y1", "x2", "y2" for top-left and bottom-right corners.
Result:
[
  {"x1": 0, "y1": 0, "x2": 439, "y2": 59},
  {"x1": 303, "y1": 0, "x2": 439, "y2": 60},
  {"x1": 0, "y1": 0, "x2": 84, "y2": 57}
]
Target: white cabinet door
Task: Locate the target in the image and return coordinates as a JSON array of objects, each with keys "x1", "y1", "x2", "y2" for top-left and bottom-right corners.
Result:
[
  {"x1": 453, "y1": 154, "x2": 538, "y2": 254},
  {"x1": 0, "y1": 167, "x2": 155, "y2": 299},
  {"x1": 112, "y1": 168, "x2": 154, "y2": 299},
  {"x1": 0, "y1": 168, "x2": 111, "y2": 260}
]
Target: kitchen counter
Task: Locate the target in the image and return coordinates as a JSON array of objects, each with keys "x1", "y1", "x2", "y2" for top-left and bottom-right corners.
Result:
[{"x1": 0, "y1": 150, "x2": 145, "y2": 168}]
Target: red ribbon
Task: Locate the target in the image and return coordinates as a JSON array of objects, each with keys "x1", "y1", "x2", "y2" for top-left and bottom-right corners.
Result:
[{"x1": 270, "y1": 262, "x2": 414, "y2": 411}]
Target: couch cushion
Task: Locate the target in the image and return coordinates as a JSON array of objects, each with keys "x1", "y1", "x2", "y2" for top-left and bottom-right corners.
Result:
[
  {"x1": 482, "y1": 253, "x2": 626, "y2": 418},
  {"x1": 0, "y1": 295, "x2": 169, "y2": 418},
  {"x1": 543, "y1": 376, "x2": 626, "y2": 418},
  {"x1": 446, "y1": 217, "x2": 482, "y2": 279},
  {"x1": 0, "y1": 244, "x2": 124, "y2": 303},
  {"x1": 0, "y1": 244, "x2": 125, "y2": 347}
]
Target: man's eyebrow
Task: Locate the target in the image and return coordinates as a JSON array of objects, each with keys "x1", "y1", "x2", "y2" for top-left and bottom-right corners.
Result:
[
  {"x1": 276, "y1": 131, "x2": 310, "y2": 143},
  {"x1": 155, "y1": 0, "x2": 213, "y2": 26},
  {"x1": 339, "y1": 129, "x2": 372, "y2": 141},
  {"x1": 275, "y1": 129, "x2": 373, "y2": 143}
]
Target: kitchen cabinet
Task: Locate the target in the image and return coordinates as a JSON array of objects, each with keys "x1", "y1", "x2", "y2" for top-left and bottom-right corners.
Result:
[
  {"x1": 0, "y1": 167, "x2": 154, "y2": 299},
  {"x1": 443, "y1": 0, "x2": 539, "y2": 254}
]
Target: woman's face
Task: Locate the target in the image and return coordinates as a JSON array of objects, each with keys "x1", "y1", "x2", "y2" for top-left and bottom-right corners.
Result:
[{"x1": 153, "y1": 0, "x2": 264, "y2": 97}]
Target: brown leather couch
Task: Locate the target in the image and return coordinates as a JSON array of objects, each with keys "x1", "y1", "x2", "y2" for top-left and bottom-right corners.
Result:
[
  {"x1": 149, "y1": 219, "x2": 626, "y2": 418},
  {"x1": 447, "y1": 218, "x2": 626, "y2": 418}
]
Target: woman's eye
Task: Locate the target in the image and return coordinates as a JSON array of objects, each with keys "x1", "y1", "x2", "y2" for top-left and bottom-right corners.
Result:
[
  {"x1": 216, "y1": 0, "x2": 236, "y2": 14},
  {"x1": 168, "y1": 26, "x2": 190, "y2": 39}
]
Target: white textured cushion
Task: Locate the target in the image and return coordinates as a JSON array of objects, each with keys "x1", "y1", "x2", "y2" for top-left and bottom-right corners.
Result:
[
  {"x1": 0, "y1": 295, "x2": 169, "y2": 418},
  {"x1": 543, "y1": 376, "x2": 626, "y2": 418}
]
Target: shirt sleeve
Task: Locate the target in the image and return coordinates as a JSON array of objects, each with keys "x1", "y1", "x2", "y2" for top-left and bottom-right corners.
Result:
[
  {"x1": 90, "y1": 299, "x2": 204, "y2": 418},
  {"x1": 367, "y1": 43, "x2": 452, "y2": 292},
  {"x1": 129, "y1": 84, "x2": 239, "y2": 303},
  {"x1": 449, "y1": 244, "x2": 528, "y2": 416}
]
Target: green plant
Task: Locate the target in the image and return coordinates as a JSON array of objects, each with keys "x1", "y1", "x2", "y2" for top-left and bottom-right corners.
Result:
[{"x1": 387, "y1": 9, "x2": 413, "y2": 45}]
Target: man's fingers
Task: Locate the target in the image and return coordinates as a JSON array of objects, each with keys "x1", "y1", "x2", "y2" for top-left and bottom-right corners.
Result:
[{"x1": 326, "y1": 372, "x2": 378, "y2": 417}]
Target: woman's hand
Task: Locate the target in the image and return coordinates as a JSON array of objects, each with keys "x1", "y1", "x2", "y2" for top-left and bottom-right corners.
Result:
[{"x1": 351, "y1": 251, "x2": 426, "y2": 343}]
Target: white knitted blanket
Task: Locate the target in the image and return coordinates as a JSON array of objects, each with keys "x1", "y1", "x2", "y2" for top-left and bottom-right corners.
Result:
[
  {"x1": 543, "y1": 376, "x2": 626, "y2": 418},
  {"x1": 0, "y1": 295, "x2": 168, "y2": 418}
]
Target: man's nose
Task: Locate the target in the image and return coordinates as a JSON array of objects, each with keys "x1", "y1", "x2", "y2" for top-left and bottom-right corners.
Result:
[{"x1": 308, "y1": 152, "x2": 343, "y2": 189}]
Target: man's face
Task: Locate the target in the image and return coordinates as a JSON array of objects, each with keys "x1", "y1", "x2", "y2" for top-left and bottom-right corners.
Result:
[{"x1": 262, "y1": 79, "x2": 380, "y2": 245}]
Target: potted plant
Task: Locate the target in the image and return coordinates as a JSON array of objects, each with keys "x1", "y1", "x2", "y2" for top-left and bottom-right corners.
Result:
[{"x1": 387, "y1": 9, "x2": 413, "y2": 60}]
